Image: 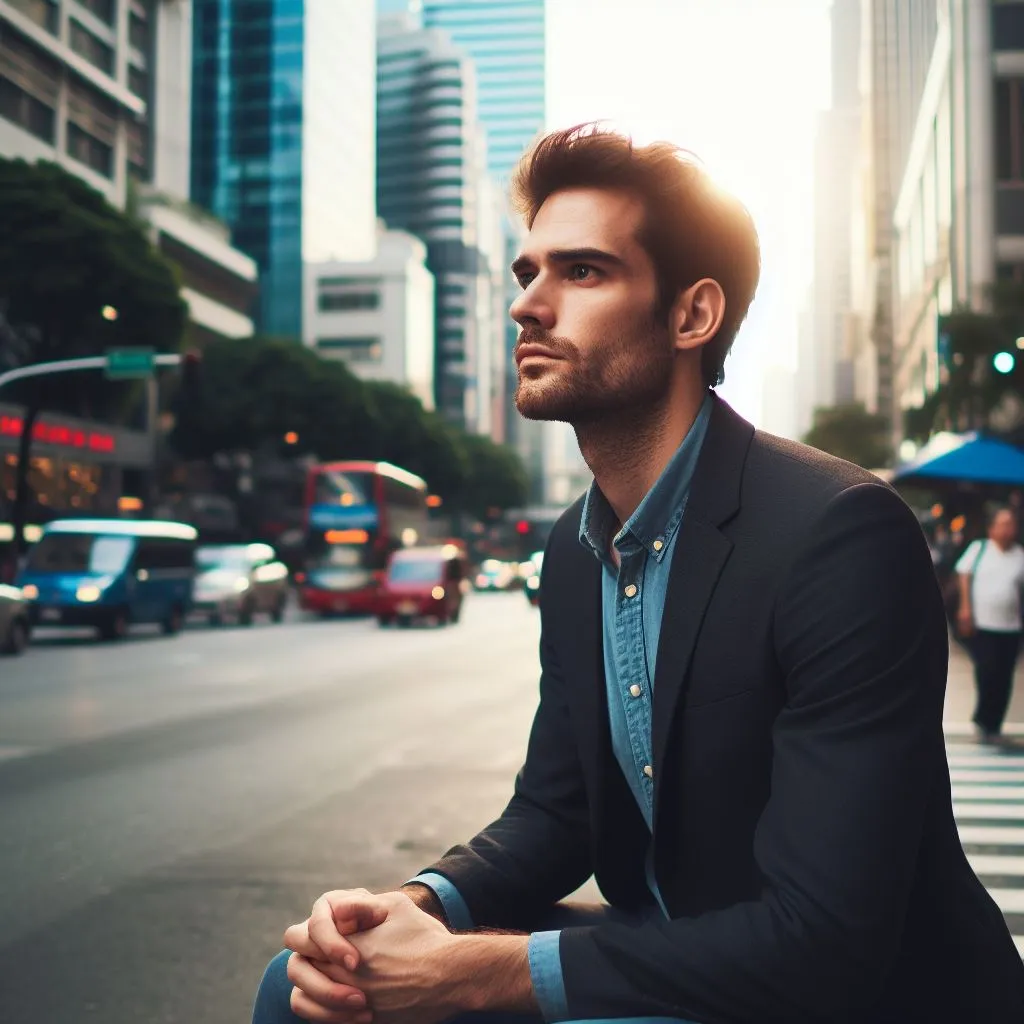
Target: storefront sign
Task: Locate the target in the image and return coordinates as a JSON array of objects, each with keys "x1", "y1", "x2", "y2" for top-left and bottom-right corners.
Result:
[{"x1": 0, "y1": 414, "x2": 116, "y2": 453}]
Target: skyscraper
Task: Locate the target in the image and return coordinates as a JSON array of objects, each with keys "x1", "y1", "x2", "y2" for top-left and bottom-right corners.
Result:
[
  {"x1": 376, "y1": 11, "x2": 503, "y2": 433},
  {"x1": 190, "y1": 0, "x2": 376, "y2": 338},
  {"x1": 419, "y1": 0, "x2": 545, "y2": 184}
]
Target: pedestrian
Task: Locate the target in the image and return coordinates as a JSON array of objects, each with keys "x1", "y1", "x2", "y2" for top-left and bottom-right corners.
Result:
[
  {"x1": 957, "y1": 506, "x2": 1024, "y2": 744},
  {"x1": 254, "y1": 124, "x2": 1024, "y2": 1024}
]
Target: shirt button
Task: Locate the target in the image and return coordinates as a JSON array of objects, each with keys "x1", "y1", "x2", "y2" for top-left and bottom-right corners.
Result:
[
  {"x1": 643, "y1": 765, "x2": 654, "y2": 779},
  {"x1": 652, "y1": 539, "x2": 664, "y2": 552},
  {"x1": 629, "y1": 684, "x2": 642, "y2": 698},
  {"x1": 624, "y1": 583, "x2": 638, "y2": 598}
]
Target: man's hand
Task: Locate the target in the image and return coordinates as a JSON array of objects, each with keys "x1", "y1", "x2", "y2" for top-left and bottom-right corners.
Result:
[{"x1": 287, "y1": 890, "x2": 458, "y2": 1024}]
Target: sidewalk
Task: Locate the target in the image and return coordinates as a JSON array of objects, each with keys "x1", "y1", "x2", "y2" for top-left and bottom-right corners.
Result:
[{"x1": 943, "y1": 634, "x2": 1024, "y2": 733}]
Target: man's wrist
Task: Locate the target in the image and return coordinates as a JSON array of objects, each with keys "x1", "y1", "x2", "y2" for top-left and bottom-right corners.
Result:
[
  {"x1": 441, "y1": 934, "x2": 537, "y2": 1015},
  {"x1": 399, "y1": 882, "x2": 448, "y2": 924}
]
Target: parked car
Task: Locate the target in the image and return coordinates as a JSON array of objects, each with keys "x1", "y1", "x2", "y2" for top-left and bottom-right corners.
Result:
[
  {"x1": 473, "y1": 558, "x2": 517, "y2": 592},
  {"x1": 16, "y1": 519, "x2": 197, "y2": 641},
  {"x1": 192, "y1": 543, "x2": 290, "y2": 626},
  {"x1": 0, "y1": 583, "x2": 30, "y2": 655},
  {"x1": 378, "y1": 545, "x2": 469, "y2": 627},
  {"x1": 524, "y1": 551, "x2": 543, "y2": 608}
]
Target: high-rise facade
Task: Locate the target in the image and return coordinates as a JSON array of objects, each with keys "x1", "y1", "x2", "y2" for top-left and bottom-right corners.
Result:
[
  {"x1": 0, "y1": 0, "x2": 185, "y2": 206},
  {"x1": 405, "y1": 1, "x2": 545, "y2": 481},
  {"x1": 376, "y1": 11, "x2": 503, "y2": 434},
  {"x1": 190, "y1": 0, "x2": 376, "y2": 339}
]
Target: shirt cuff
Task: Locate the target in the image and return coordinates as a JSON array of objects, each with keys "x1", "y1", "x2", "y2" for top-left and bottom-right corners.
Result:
[
  {"x1": 528, "y1": 930, "x2": 569, "y2": 1022},
  {"x1": 404, "y1": 872, "x2": 474, "y2": 931}
]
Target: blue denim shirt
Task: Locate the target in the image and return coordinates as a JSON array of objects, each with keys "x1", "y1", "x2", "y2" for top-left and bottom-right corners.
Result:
[{"x1": 413, "y1": 395, "x2": 713, "y2": 1022}]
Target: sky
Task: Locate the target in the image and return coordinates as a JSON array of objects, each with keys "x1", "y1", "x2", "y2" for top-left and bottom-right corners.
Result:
[{"x1": 545, "y1": 0, "x2": 834, "y2": 425}]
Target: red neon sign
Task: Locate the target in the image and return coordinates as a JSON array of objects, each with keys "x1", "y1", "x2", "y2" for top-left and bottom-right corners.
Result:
[{"x1": 0, "y1": 414, "x2": 116, "y2": 453}]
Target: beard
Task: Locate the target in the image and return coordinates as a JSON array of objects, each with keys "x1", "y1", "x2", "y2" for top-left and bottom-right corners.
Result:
[{"x1": 513, "y1": 322, "x2": 675, "y2": 426}]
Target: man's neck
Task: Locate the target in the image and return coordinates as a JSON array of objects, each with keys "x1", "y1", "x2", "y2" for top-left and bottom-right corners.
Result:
[{"x1": 575, "y1": 388, "x2": 707, "y2": 528}]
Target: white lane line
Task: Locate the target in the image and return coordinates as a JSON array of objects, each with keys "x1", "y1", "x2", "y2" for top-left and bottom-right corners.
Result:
[
  {"x1": 0, "y1": 745, "x2": 37, "y2": 764},
  {"x1": 945, "y1": 722, "x2": 1024, "y2": 736},
  {"x1": 948, "y1": 755, "x2": 1024, "y2": 768},
  {"x1": 986, "y1": 888, "x2": 1024, "y2": 914},
  {"x1": 958, "y1": 825, "x2": 1024, "y2": 845},
  {"x1": 1015, "y1": 935, "x2": 1024, "y2": 957},
  {"x1": 956, "y1": 803, "x2": 1024, "y2": 821},
  {"x1": 967, "y1": 854, "x2": 1024, "y2": 876},
  {"x1": 947, "y1": 770, "x2": 1024, "y2": 783},
  {"x1": 953, "y1": 786, "x2": 1024, "y2": 800}
]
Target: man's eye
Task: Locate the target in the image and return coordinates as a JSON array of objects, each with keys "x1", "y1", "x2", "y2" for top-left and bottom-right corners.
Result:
[{"x1": 569, "y1": 264, "x2": 594, "y2": 281}]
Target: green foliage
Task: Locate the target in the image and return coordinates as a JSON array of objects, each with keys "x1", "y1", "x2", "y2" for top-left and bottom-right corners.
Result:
[
  {"x1": 170, "y1": 337, "x2": 526, "y2": 514},
  {"x1": 0, "y1": 158, "x2": 186, "y2": 367},
  {"x1": 802, "y1": 402, "x2": 893, "y2": 469}
]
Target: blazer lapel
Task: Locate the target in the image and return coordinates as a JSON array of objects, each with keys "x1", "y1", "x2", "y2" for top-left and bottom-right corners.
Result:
[{"x1": 650, "y1": 397, "x2": 755, "y2": 791}]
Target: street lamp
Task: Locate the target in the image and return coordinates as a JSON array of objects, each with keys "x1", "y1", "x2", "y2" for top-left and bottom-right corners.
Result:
[
  {"x1": 993, "y1": 351, "x2": 1016, "y2": 375},
  {"x1": 284, "y1": 431, "x2": 299, "y2": 445},
  {"x1": 101, "y1": 305, "x2": 119, "y2": 321}
]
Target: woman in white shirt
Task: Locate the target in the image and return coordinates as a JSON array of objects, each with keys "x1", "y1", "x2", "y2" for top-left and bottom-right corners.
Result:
[{"x1": 956, "y1": 507, "x2": 1024, "y2": 743}]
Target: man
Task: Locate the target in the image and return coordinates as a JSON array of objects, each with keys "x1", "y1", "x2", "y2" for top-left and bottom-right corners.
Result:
[
  {"x1": 253, "y1": 125, "x2": 1024, "y2": 1023},
  {"x1": 957, "y1": 507, "x2": 1024, "y2": 743}
]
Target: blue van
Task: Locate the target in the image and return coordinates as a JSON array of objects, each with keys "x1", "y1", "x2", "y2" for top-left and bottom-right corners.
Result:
[{"x1": 16, "y1": 519, "x2": 198, "y2": 641}]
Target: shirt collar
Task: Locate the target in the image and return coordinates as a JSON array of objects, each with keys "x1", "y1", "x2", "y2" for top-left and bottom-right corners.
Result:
[{"x1": 579, "y1": 393, "x2": 714, "y2": 565}]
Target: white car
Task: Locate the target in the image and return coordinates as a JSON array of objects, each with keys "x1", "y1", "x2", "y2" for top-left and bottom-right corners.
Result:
[{"x1": 192, "y1": 543, "x2": 290, "y2": 626}]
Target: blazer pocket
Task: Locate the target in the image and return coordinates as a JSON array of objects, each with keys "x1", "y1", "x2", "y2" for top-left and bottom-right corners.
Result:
[{"x1": 682, "y1": 684, "x2": 758, "y2": 710}]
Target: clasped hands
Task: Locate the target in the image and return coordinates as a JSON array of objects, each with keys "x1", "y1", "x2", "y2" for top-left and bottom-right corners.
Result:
[{"x1": 282, "y1": 887, "x2": 459, "y2": 1024}]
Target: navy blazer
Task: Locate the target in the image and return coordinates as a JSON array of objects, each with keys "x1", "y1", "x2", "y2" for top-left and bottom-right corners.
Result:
[{"x1": 426, "y1": 397, "x2": 1024, "y2": 1023}]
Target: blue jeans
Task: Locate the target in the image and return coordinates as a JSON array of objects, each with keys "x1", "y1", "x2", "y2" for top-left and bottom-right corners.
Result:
[{"x1": 252, "y1": 902, "x2": 693, "y2": 1024}]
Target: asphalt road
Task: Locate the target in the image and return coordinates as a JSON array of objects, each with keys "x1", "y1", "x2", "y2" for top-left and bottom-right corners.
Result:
[{"x1": 0, "y1": 593, "x2": 543, "y2": 1023}]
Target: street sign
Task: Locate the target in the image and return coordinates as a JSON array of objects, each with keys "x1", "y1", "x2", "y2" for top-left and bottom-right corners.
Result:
[{"x1": 105, "y1": 348, "x2": 155, "y2": 380}]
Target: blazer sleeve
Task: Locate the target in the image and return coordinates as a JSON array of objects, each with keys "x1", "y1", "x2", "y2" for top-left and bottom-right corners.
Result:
[
  {"x1": 556, "y1": 482, "x2": 950, "y2": 1021},
  {"x1": 420, "y1": 561, "x2": 594, "y2": 930}
]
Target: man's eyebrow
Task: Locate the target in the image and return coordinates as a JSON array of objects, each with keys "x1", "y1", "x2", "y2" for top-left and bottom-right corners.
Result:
[{"x1": 511, "y1": 248, "x2": 626, "y2": 277}]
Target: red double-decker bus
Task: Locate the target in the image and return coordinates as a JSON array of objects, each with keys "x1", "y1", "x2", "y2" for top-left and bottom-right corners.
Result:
[{"x1": 297, "y1": 461, "x2": 430, "y2": 616}]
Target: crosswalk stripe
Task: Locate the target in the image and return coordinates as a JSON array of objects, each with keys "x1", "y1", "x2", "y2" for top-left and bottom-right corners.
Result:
[
  {"x1": 955, "y1": 802, "x2": 1024, "y2": 820},
  {"x1": 967, "y1": 853, "x2": 1024, "y2": 875},
  {"x1": 950, "y1": 742, "x2": 1024, "y2": 958}
]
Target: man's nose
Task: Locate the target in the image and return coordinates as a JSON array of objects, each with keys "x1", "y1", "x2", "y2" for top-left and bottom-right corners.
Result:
[{"x1": 509, "y1": 282, "x2": 555, "y2": 331}]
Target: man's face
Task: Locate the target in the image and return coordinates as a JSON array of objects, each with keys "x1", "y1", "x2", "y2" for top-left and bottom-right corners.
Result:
[
  {"x1": 509, "y1": 188, "x2": 675, "y2": 425},
  {"x1": 990, "y1": 510, "x2": 1018, "y2": 547}
]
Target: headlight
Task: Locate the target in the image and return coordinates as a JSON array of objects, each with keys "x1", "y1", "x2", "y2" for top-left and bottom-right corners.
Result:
[
  {"x1": 431, "y1": 586, "x2": 445, "y2": 600},
  {"x1": 526, "y1": 575, "x2": 540, "y2": 590},
  {"x1": 233, "y1": 578, "x2": 250, "y2": 593},
  {"x1": 21, "y1": 584, "x2": 38, "y2": 601},
  {"x1": 76, "y1": 585, "x2": 102, "y2": 603}
]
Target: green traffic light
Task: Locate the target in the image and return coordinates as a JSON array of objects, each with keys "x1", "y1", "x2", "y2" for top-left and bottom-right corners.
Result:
[{"x1": 993, "y1": 351, "x2": 1016, "y2": 374}]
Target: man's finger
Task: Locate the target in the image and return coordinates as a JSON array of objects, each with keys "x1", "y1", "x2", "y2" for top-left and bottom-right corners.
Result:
[
  {"x1": 289, "y1": 985, "x2": 373, "y2": 1024},
  {"x1": 287, "y1": 953, "x2": 367, "y2": 1014},
  {"x1": 283, "y1": 920, "x2": 326, "y2": 959},
  {"x1": 308, "y1": 893, "x2": 387, "y2": 969}
]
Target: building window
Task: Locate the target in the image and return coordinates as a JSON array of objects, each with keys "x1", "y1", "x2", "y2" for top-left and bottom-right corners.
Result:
[
  {"x1": 67, "y1": 123, "x2": 113, "y2": 176},
  {"x1": 128, "y1": 10, "x2": 150, "y2": 52},
  {"x1": 0, "y1": 27, "x2": 59, "y2": 141},
  {"x1": 128, "y1": 65, "x2": 147, "y2": 99},
  {"x1": 996, "y1": 78, "x2": 1024, "y2": 182},
  {"x1": 317, "y1": 291, "x2": 381, "y2": 312},
  {"x1": 0, "y1": 77, "x2": 55, "y2": 141},
  {"x1": 75, "y1": 0, "x2": 115, "y2": 25},
  {"x1": 994, "y1": 2, "x2": 1024, "y2": 51},
  {"x1": 66, "y1": 75, "x2": 117, "y2": 177},
  {"x1": 126, "y1": 116, "x2": 149, "y2": 181},
  {"x1": 69, "y1": 19, "x2": 114, "y2": 75},
  {"x1": 316, "y1": 337, "x2": 383, "y2": 362},
  {"x1": 7, "y1": 0, "x2": 58, "y2": 34}
]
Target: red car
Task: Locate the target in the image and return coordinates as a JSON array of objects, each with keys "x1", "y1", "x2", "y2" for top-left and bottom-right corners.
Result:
[{"x1": 377, "y1": 545, "x2": 468, "y2": 627}]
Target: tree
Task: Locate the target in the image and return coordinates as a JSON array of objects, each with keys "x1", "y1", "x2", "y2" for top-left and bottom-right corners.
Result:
[
  {"x1": 802, "y1": 403, "x2": 893, "y2": 469},
  {"x1": 0, "y1": 158, "x2": 187, "y2": 558},
  {"x1": 457, "y1": 432, "x2": 529, "y2": 518},
  {"x1": 169, "y1": 336, "x2": 381, "y2": 461}
]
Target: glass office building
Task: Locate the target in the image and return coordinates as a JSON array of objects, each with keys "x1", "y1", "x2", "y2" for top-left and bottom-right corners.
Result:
[{"x1": 191, "y1": 0, "x2": 375, "y2": 338}]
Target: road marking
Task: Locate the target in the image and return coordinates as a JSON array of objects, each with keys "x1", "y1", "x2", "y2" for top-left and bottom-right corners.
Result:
[
  {"x1": 0, "y1": 745, "x2": 37, "y2": 763},
  {"x1": 967, "y1": 854, "x2": 1024, "y2": 876}
]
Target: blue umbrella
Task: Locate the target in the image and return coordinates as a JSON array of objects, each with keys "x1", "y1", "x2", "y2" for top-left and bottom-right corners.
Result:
[{"x1": 893, "y1": 432, "x2": 1024, "y2": 486}]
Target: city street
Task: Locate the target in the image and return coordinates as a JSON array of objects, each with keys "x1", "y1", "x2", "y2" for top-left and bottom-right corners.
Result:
[{"x1": 1, "y1": 594, "x2": 1022, "y2": 1023}]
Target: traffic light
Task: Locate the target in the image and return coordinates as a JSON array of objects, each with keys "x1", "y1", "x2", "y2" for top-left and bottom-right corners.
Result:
[
  {"x1": 993, "y1": 351, "x2": 1016, "y2": 375},
  {"x1": 180, "y1": 349, "x2": 202, "y2": 403}
]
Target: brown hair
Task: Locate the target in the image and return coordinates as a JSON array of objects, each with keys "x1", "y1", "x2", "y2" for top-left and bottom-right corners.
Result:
[{"x1": 510, "y1": 123, "x2": 761, "y2": 388}]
